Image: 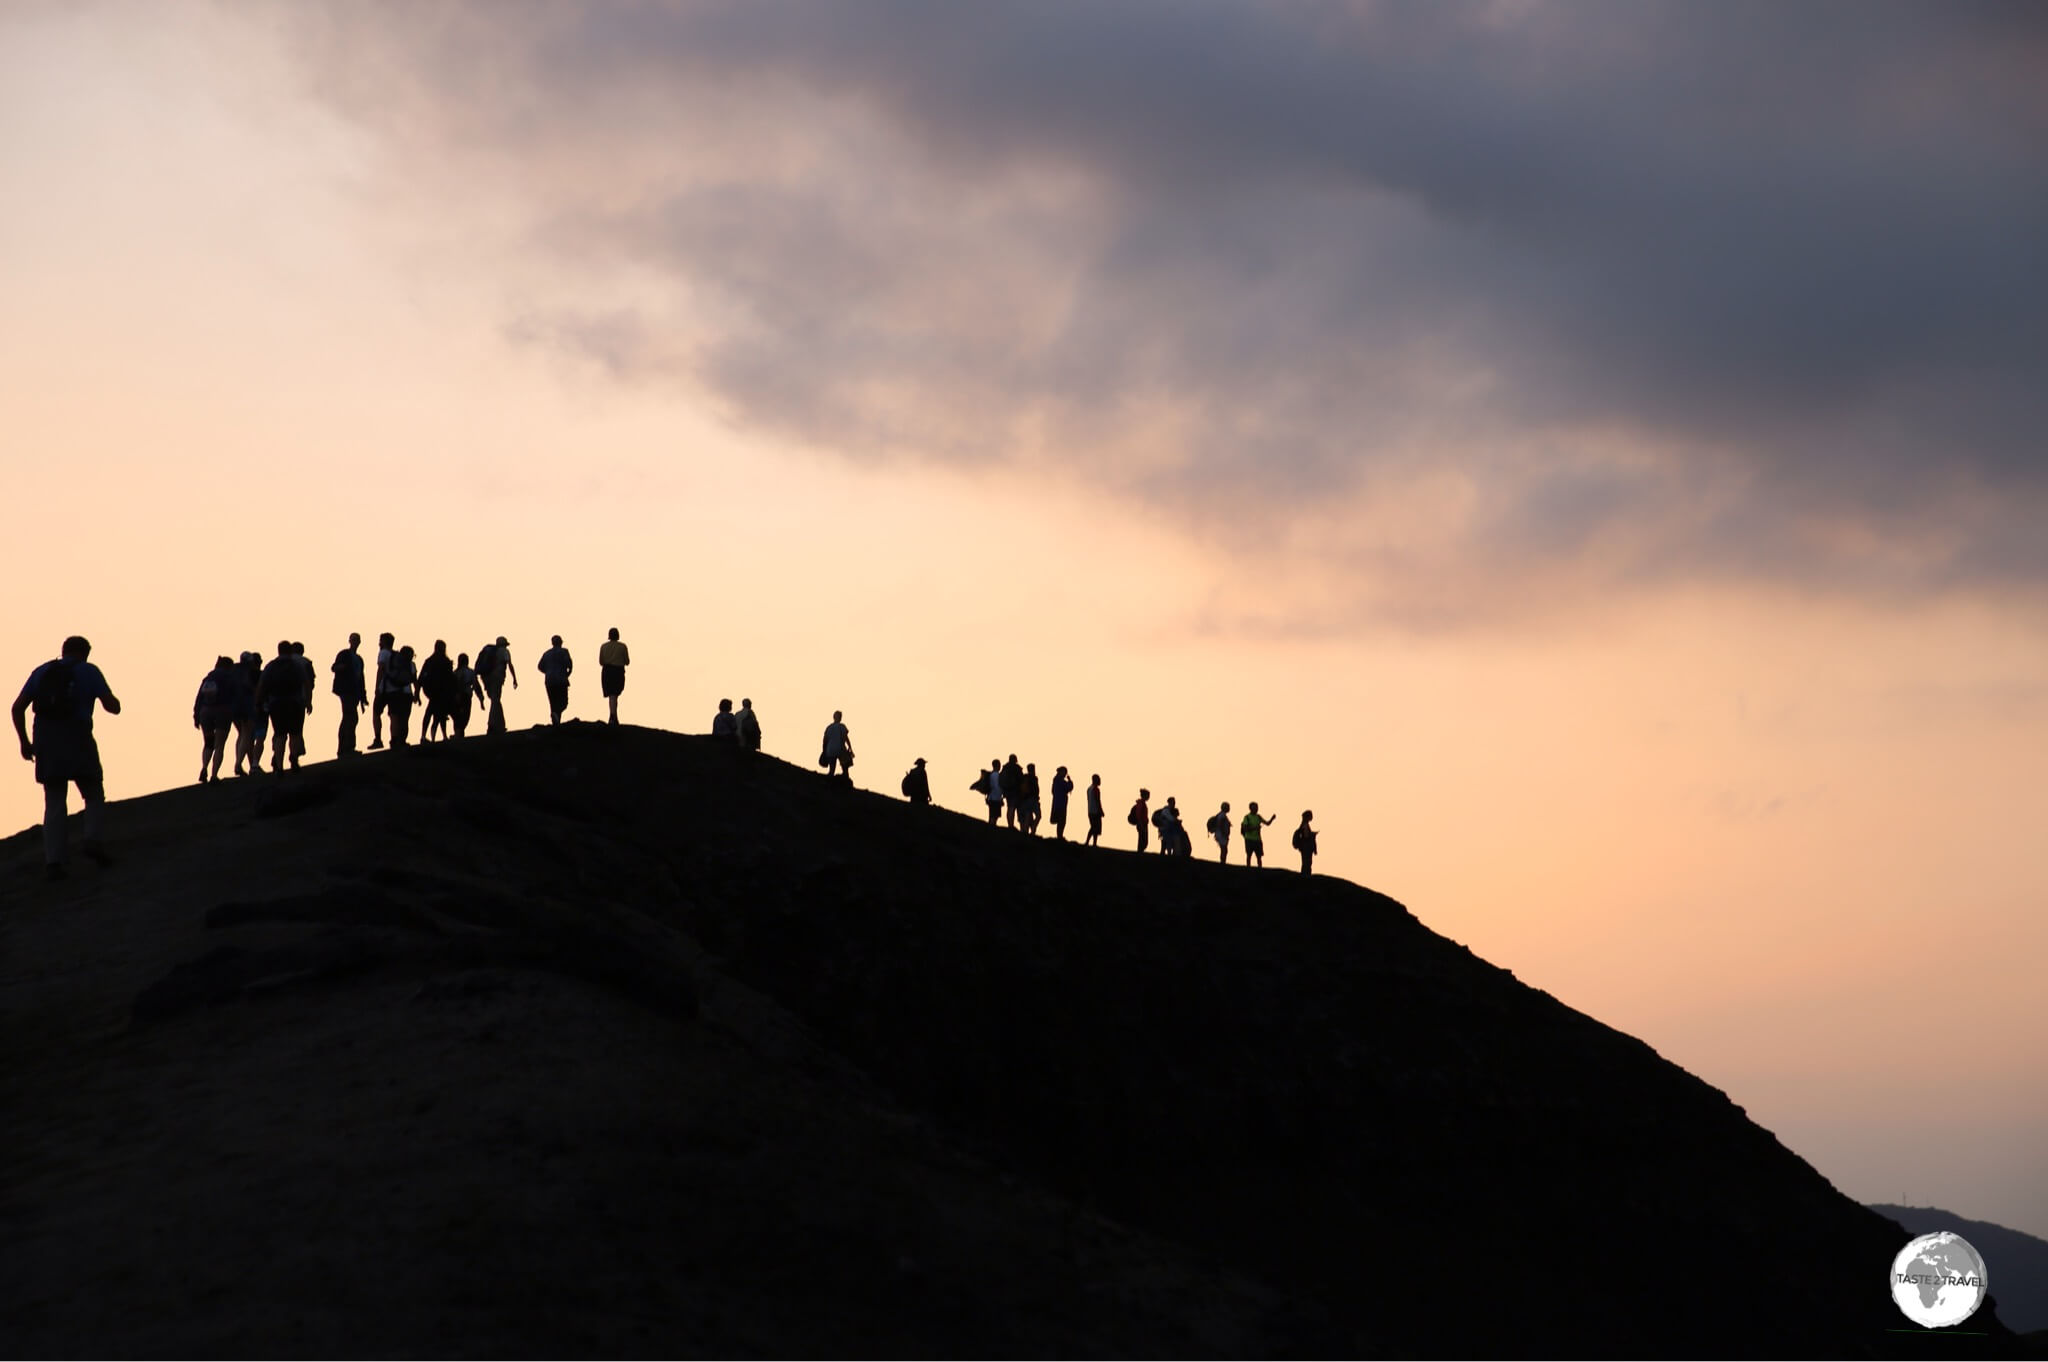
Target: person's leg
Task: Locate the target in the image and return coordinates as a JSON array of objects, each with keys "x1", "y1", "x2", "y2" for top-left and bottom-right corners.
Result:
[
  {"x1": 608, "y1": 694, "x2": 618, "y2": 725},
  {"x1": 338, "y1": 701, "x2": 357, "y2": 757},
  {"x1": 1301, "y1": 852, "x2": 1312, "y2": 875},
  {"x1": 42, "y1": 780, "x2": 67, "y2": 866},
  {"x1": 271, "y1": 715, "x2": 288, "y2": 771},
  {"x1": 394, "y1": 696, "x2": 412, "y2": 746},
  {"x1": 486, "y1": 683, "x2": 504, "y2": 734},
  {"x1": 212, "y1": 728, "x2": 229, "y2": 779},
  {"x1": 78, "y1": 776, "x2": 106, "y2": 857},
  {"x1": 371, "y1": 693, "x2": 387, "y2": 749}
]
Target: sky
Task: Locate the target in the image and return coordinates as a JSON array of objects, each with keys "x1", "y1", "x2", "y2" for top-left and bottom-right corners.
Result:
[{"x1": 3, "y1": 1, "x2": 2044, "y2": 1241}]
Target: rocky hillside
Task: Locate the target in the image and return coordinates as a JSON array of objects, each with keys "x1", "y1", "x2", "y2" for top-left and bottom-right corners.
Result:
[{"x1": 2, "y1": 726, "x2": 2025, "y2": 1355}]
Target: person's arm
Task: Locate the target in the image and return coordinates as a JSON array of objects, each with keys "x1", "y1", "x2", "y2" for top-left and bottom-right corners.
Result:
[
  {"x1": 564, "y1": 652, "x2": 573, "y2": 678},
  {"x1": 507, "y1": 657, "x2": 518, "y2": 688},
  {"x1": 12, "y1": 689, "x2": 32, "y2": 760}
]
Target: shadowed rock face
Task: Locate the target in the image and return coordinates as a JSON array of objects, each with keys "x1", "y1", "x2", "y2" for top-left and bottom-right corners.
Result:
[{"x1": 1, "y1": 727, "x2": 2019, "y2": 1356}]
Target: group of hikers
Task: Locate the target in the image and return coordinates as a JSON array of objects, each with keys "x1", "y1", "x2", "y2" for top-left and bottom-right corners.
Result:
[
  {"x1": 16, "y1": 632, "x2": 1319, "y2": 880},
  {"x1": 185, "y1": 629, "x2": 631, "y2": 779},
  {"x1": 915, "y1": 753, "x2": 1317, "y2": 872}
]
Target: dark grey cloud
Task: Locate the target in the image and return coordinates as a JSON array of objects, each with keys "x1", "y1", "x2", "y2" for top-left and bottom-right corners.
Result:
[{"x1": 288, "y1": 0, "x2": 2048, "y2": 615}]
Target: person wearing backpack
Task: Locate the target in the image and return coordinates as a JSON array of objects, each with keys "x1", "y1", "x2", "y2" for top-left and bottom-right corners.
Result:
[
  {"x1": 1129, "y1": 788, "x2": 1150, "y2": 853},
  {"x1": 1050, "y1": 766, "x2": 1074, "y2": 840},
  {"x1": 1241, "y1": 802, "x2": 1276, "y2": 868},
  {"x1": 331, "y1": 633, "x2": 368, "y2": 757},
  {"x1": 451, "y1": 652, "x2": 485, "y2": 738},
  {"x1": 193, "y1": 655, "x2": 240, "y2": 784},
  {"x1": 537, "y1": 635, "x2": 573, "y2": 725},
  {"x1": 1292, "y1": 811, "x2": 1319, "y2": 875},
  {"x1": 417, "y1": 641, "x2": 456, "y2": 742},
  {"x1": 14, "y1": 636, "x2": 122, "y2": 879},
  {"x1": 598, "y1": 627, "x2": 630, "y2": 726},
  {"x1": 1206, "y1": 801, "x2": 1233, "y2": 863},
  {"x1": 1151, "y1": 796, "x2": 1182, "y2": 856},
  {"x1": 1085, "y1": 773, "x2": 1104, "y2": 846},
  {"x1": 475, "y1": 636, "x2": 517, "y2": 735},
  {"x1": 973, "y1": 758, "x2": 1003, "y2": 825},
  {"x1": 901, "y1": 757, "x2": 931, "y2": 806}
]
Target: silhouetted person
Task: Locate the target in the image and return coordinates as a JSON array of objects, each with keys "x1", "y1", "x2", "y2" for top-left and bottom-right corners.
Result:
[
  {"x1": 1152, "y1": 795, "x2": 1182, "y2": 855},
  {"x1": 331, "y1": 633, "x2": 367, "y2": 757},
  {"x1": 233, "y1": 651, "x2": 264, "y2": 775},
  {"x1": 290, "y1": 642, "x2": 315, "y2": 766},
  {"x1": 418, "y1": 641, "x2": 455, "y2": 742},
  {"x1": 538, "y1": 635, "x2": 572, "y2": 724},
  {"x1": 452, "y1": 653, "x2": 484, "y2": 738},
  {"x1": 1085, "y1": 774, "x2": 1104, "y2": 846},
  {"x1": 599, "y1": 627, "x2": 629, "y2": 726},
  {"x1": 1241, "y1": 802, "x2": 1276, "y2": 867},
  {"x1": 1022, "y1": 762, "x2": 1042, "y2": 835},
  {"x1": 975, "y1": 759, "x2": 1003, "y2": 825},
  {"x1": 712, "y1": 698, "x2": 738, "y2": 743},
  {"x1": 13, "y1": 636, "x2": 121, "y2": 879},
  {"x1": 1293, "y1": 811, "x2": 1318, "y2": 875},
  {"x1": 193, "y1": 655, "x2": 239, "y2": 783},
  {"x1": 998, "y1": 754, "x2": 1024, "y2": 829},
  {"x1": 1206, "y1": 801, "x2": 1232, "y2": 862},
  {"x1": 819, "y1": 710, "x2": 853, "y2": 777},
  {"x1": 369, "y1": 632, "x2": 395, "y2": 750},
  {"x1": 1129, "y1": 788, "x2": 1150, "y2": 852},
  {"x1": 475, "y1": 636, "x2": 516, "y2": 734},
  {"x1": 384, "y1": 645, "x2": 419, "y2": 747},
  {"x1": 1050, "y1": 766, "x2": 1074, "y2": 840},
  {"x1": 737, "y1": 698, "x2": 762, "y2": 753},
  {"x1": 255, "y1": 641, "x2": 307, "y2": 773},
  {"x1": 901, "y1": 757, "x2": 931, "y2": 805}
]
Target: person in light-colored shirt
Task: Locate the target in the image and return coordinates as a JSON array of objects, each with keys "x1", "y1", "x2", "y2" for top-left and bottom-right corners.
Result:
[
  {"x1": 598, "y1": 628, "x2": 630, "y2": 726},
  {"x1": 12, "y1": 635, "x2": 121, "y2": 879}
]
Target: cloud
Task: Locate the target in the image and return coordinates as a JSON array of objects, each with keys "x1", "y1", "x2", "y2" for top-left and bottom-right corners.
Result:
[{"x1": 279, "y1": 0, "x2": 2048, "y2": 622}]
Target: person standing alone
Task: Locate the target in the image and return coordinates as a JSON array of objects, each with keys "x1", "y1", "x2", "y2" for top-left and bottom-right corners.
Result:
[
  {"x1": 598, "y1": 628, "x2": 629, "y2": 726},
  {"x1": 1085, "y1": 774, "x2": 1104, "y2": 846},
  {"x1": 13, "y1": 636, "x2": 121, "y2": 879},
  {"x1": 538, "y1": 635, "x2": 573, "y2": 725},
  {"x1": 331, "y1": 633, "x2": 367, "y2": 757},
  {"x1": 1293, "y1": 811, "x2": 1318, "y2": 875},
  {"x1": 819, "y1": 711, "x2": 853, "y2": 778}
]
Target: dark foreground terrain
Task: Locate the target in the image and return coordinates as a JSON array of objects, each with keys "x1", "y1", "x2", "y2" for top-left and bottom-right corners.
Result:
[{"x1": 1, "y1": 727, "x2": 2028, "y2": 1356}]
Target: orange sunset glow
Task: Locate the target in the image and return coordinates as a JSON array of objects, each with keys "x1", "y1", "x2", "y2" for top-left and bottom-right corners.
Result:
[{"x1": 4, "y1": 0, "x2": 2045, "y2": 1250}]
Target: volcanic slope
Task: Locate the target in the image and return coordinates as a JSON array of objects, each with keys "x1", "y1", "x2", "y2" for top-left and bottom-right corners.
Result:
[{"x1": 1, "y1": 726, "x2": 2020, "y2": 1355}]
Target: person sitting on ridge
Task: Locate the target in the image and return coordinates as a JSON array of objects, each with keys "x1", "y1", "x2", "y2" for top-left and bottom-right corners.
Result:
[
  {"x1": 537, "y1": 635, "x2": 573, "y2": 725},
  {"x1": 13, "y1": 635, "x2": 122, "y2": 879},
  {"x1": 599, "y1": 627, "x2": 629, "y2": 726},
  {"x1": 1241, "y1": 802, "x2": 1276, "y2": 867},
  {"x1": 819, "y1": 710, "x2": 853, "y2": 777},
  {"x1": 1293, "y1": 810, "x2": 1319, "y2": 875},
  {"x1": 901, "y1": 757, "x2": 931, "y2": 806},
  {"x1": 712, "y1": 698, "x2": 738, "y2": 743}
]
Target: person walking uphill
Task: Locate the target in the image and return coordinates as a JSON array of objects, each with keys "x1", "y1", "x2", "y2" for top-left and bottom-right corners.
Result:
[
  {"x1": 819, "y1": 711, "x2": 853, "y2": 778},
  {"x1": 476, "y1": 636, "x2": 516, "y2": 735},
  {"x1": 901, "y1": 757, "x2": 931, "y2": 806},
  {"x1": 193, "y1": 655, "x2": 240, "y2": 784},
  {"x1": 1293, "y1": 811, "x2": 1319, "y2": 875},
  {"x1": 1241, "y1": 803, "x2": 1276, "y2": 867},
  {"x1": 13, "y1": 636, "x2": 122, "y2": 879},
  {"x1": 538, "y1": 636, "x2": 573, "y2": 725},
  {"x1": 598, "y1": 628, "x2": 629, "y2": 726},
  {"x1": 331, "y1": 633, "x2": 367, "y2": 757}
]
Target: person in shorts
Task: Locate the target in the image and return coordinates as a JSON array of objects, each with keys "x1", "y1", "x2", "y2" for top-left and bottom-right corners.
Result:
[
  {"x1": 598, "y1": 627, "x2": 630, "y2": 725},
  {"x1": 13, "y1": 636, "x2": 122, "y2": 879}
]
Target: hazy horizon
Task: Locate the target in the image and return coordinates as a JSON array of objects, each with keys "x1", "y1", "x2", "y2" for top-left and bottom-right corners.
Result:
[{"x1": 4, "y1": 1, "x2": 2043, "y2": 1242}]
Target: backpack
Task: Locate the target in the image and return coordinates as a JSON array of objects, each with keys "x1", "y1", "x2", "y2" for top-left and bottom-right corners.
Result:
[
  {"x1": 901, "y1": 773, "x2": 915, "y2": 797},
  {"x1": 476, "y1": 644, "x2": 498, "y2": 676},
  {"x1": 1128, "y1": 803, "x2": 1144, "y2": 826},
  {"x1": 31, "y1": 660, "x2": 76, "y2": 718},
  {"x1": 1206, "y1": 812, "x2": 1225, "y2": 836}
]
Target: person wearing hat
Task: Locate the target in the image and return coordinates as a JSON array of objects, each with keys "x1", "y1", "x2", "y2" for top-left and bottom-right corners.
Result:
[
  {"x1": 1050, "y1": 766, "x2": 1074, "y2": 840},
  {"x1": 478, "y1": 635, "x2": 517, "y2": 735},
  {"x1": 901, "y1": 757, "x2": 931, "y2": 805}
]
